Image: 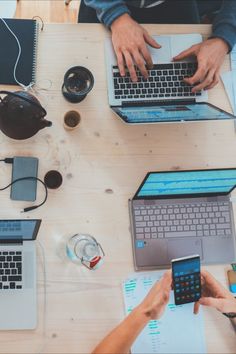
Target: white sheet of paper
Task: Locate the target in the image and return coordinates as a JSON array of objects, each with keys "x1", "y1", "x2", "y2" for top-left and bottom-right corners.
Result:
[
  {"x1": 123, "y1": 271, "x2": 206, "y2": 354},
  {"x1": 0, "y1": 1, "x2": 16, "y2": 18},
  {"x1": 231, "y1": 45, "x2": 236, "y2": 71},
  {"x1": 233, "y1": 70, "x2": 236, "y2": 115},
  {"x1": 221, "y1": 71, "x2": 236, "y2": 114},
  {"x1": 228, "y1": 44, "x2": 236, "y2": 115}
]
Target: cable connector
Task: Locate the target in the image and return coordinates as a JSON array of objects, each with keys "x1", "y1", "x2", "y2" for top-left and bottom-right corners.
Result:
[
  {"x1": 22, "y1": 206, "x2": 39, "y2": 213},
  {"x1": 0, "y1": 158, "x2": 13, "y2": 164},
  {"x1": 4, "y1": 158, "x2": 13, "y2": 164}
]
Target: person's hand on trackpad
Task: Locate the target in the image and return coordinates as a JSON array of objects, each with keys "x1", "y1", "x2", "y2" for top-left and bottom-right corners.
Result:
[{"x1": 111, "y1": 13, "x2": 161, "y2": 82}]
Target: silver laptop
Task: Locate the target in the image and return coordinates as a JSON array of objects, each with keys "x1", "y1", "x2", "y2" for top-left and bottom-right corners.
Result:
[
  {"x1": 105, "y1": 34, "x2": 235, "y2": 124},
  {"x1": 0, "y1": 219, "x2": 41, "y2": 330},
  {"x1": 129, "y1": 169, "x2": 236, "y2": 270}
]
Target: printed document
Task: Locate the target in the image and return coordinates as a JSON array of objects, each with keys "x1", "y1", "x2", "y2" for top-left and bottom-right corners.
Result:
[{"x1": 123, "y1": 271, "x2": 206, "y2": 354}]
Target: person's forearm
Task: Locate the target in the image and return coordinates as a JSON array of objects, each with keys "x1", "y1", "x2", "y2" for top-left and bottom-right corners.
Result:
[
  {"x1": 92, "y1": 306, "x2": 149, "y2": 354},
  {"x1": 84, "y1": 0, "x2": 130, "y2": 27},
  {"x1": 212, "y1": 0, "x2": 236, "y2": 51}
]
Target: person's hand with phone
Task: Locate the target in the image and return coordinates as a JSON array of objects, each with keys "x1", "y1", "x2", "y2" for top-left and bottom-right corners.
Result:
[
  {"x1": 111, "y1": 13, "x2": 161, "y2": 82},
  {"x1": 194, "y1": 270, "x2": 236, "y2": 314}
]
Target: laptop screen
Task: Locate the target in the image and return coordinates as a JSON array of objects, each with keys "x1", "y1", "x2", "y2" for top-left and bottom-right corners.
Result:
[
  {"x1": 113, "y1": 103, "x2": 234, "y2": 124},
  {"x1": 0, "y1": 220, "x2": 41, "y2": 241},
  {"x1": 136, "y1": 169, "x2": 236, "y2": 198}
]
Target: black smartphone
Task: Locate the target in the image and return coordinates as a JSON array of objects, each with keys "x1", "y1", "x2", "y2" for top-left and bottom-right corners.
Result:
[
  {"x1": 10, "y1": 156, "x2": 38, "y2": 202},
  {"x1": 171, "y1": 255, "x2": 201, "y2": 305}
]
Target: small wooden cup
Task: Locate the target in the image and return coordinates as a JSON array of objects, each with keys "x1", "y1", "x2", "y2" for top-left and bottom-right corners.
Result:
[{"x1": 63, "y1": 110, "x2": 81, "y2": 131}]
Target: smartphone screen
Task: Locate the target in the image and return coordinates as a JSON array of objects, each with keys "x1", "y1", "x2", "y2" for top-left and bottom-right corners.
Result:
[{"x1": 172, "y1": 255, "x2": 201, "y2": 305}]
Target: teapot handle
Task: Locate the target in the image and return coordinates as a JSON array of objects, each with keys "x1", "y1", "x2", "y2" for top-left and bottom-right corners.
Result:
[{"x1": 0, "y1": 91, "x2": 47, "y2": 117}]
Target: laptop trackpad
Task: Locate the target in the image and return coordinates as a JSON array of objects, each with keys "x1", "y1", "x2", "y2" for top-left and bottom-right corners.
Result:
[
  {"x1": 149, "y1": 36, "x2": 171, "y2": 62},
  {"x1": 23, "y1": 252, "x2": 34, "y2": 289},
  {"x1": 167, "y1": 238, "x2": 203, "y2": 261}
]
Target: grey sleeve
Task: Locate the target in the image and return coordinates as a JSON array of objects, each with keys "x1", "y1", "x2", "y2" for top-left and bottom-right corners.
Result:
[
  {"x1": 211, "y1": 0, "x2": 236, "y2": 51},
  {"x1": 84, "y1": 0, "x2": 130, "y2": 27}
]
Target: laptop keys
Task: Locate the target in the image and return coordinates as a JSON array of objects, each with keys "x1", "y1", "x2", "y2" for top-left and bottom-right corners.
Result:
[
  {"x1": 8, "y1": 276, "x2": 22, "y2": 281},
  {"x1": 0, "y1": 250, "x2": 23, "y2": 290},
  {"x1": 134, "y1": 202, "x2": 232, "y2": 240},
  {"x1": 112, "y1": 62, "x2": 200, "y2": 100},
  {"x1": 13, "y1": 256, "x2": 22, "y2": 261}
]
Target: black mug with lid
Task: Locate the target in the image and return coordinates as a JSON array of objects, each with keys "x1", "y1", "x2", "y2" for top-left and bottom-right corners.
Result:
[{"x1": 62, "y1": 66, "x2": 94, "y2": 103}]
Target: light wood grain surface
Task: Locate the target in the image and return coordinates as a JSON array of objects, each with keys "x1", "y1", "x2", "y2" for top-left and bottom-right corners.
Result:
[
  {"x1": 15, "y1": 0, "x2": 80, "y2": 23},
  {"x1": 0, "y1": 23, "x2": 235, "y2": 353}
]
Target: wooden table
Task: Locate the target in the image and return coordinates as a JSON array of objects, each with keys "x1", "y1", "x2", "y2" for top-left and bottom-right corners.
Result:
[{"x1": 0, "y1": 23, "x2": 235, "y2": 353}]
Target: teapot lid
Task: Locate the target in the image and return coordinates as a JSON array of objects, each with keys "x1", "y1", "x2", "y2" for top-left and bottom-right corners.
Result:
[{"x1": 0, "y1": 90, "x2": 47, "y2": 117}]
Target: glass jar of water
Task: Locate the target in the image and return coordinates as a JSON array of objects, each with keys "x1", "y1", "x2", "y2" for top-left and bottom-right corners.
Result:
[{"x1": 66, "y1": 234, "x2": 104, "y2": 270}]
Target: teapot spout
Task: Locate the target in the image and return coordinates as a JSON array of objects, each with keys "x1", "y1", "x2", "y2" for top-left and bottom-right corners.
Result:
[{"x1": 40, "y1": 119, "x2": 52, "y2": 130}]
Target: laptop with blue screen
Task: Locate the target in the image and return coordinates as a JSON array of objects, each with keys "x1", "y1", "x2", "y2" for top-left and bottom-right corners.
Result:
[
  {"x1": 129, "y1": 169, "x2": 236, "y2": 270},
  {"x1": 112, "y1": 102, "x2": 235, "y2": 124},
  {"x1": 0, "y1": 219, "x2": 41, "y2": 330},
  {"x1": 105, "y1": 34, "x2": 236, "y2": 124}
]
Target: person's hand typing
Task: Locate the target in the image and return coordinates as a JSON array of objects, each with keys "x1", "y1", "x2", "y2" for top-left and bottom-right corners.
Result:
[
  {"x1": 194, "y1": 270, "x2": 236, "y2": 315},
  {"x1": 173, "y1": 38, "x2": 229, "y2": 92},
  {"x1": 137, "y1": 271, "x2": 172, "y2": 320},
  {"x1": 111, "y1": 14, "x2": 161, "y2": 82}
]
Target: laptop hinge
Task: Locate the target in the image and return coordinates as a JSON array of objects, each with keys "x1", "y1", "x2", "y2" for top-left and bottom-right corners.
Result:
[
  {"x1": 122, "y1": 99, "x2": 195, "y2": 107},
  {"x1": 0, "y1": 239, "x2": 23, "y2": 245}
]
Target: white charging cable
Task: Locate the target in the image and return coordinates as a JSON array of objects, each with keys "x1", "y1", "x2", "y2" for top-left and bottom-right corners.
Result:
[
  {"x1": 0, "y1": 18, "x2": 35, "y2": 91},
  {"x1": 37, "y1": 241, "x2": 49, "y2": 354}
]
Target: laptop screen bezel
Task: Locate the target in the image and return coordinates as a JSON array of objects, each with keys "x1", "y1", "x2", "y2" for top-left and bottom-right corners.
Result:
[
  {"x1": 133, "y1": 168, "x2": 236, "y2": 200},
  {"x1": 0, "y1": 219, "x2": 42, "y2": 242},
  {"x1": 111, "y1": 102, "x2": 236, "y2": 124}
]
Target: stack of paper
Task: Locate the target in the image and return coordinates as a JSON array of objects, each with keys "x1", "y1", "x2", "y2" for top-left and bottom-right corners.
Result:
[
  {"x1": 231, "y1": 45, "x2": 236, "y2": 71},
  {"x1": 123, "y1": 271, "x2": 206, "y2": 354},
  {"x1": 221, "y1": 45, "x2": 236, "y2": 114}
]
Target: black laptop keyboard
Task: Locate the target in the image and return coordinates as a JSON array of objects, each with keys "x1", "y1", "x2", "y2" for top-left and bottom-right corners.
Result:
[
  {"x1": 0, "y1": 251, "x2": 22, "y2": 289},
  {"x1": 113, "y1": 62, "x2": 202, "y2": 100}
]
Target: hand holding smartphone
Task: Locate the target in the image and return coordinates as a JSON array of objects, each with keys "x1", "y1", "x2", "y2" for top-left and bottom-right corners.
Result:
[{"x1": 172, "y1": 255, "x2": 201, "y2": 305}]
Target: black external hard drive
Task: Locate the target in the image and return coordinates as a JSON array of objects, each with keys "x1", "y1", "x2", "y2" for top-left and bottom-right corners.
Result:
[{"x1": 10, "y1": 156, "x2": 38, "y2": 201}]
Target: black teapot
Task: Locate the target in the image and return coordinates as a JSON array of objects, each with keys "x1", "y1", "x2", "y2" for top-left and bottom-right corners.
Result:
[{"x1": 0, "y1": 90, "x2": 52, "y2": 140}]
